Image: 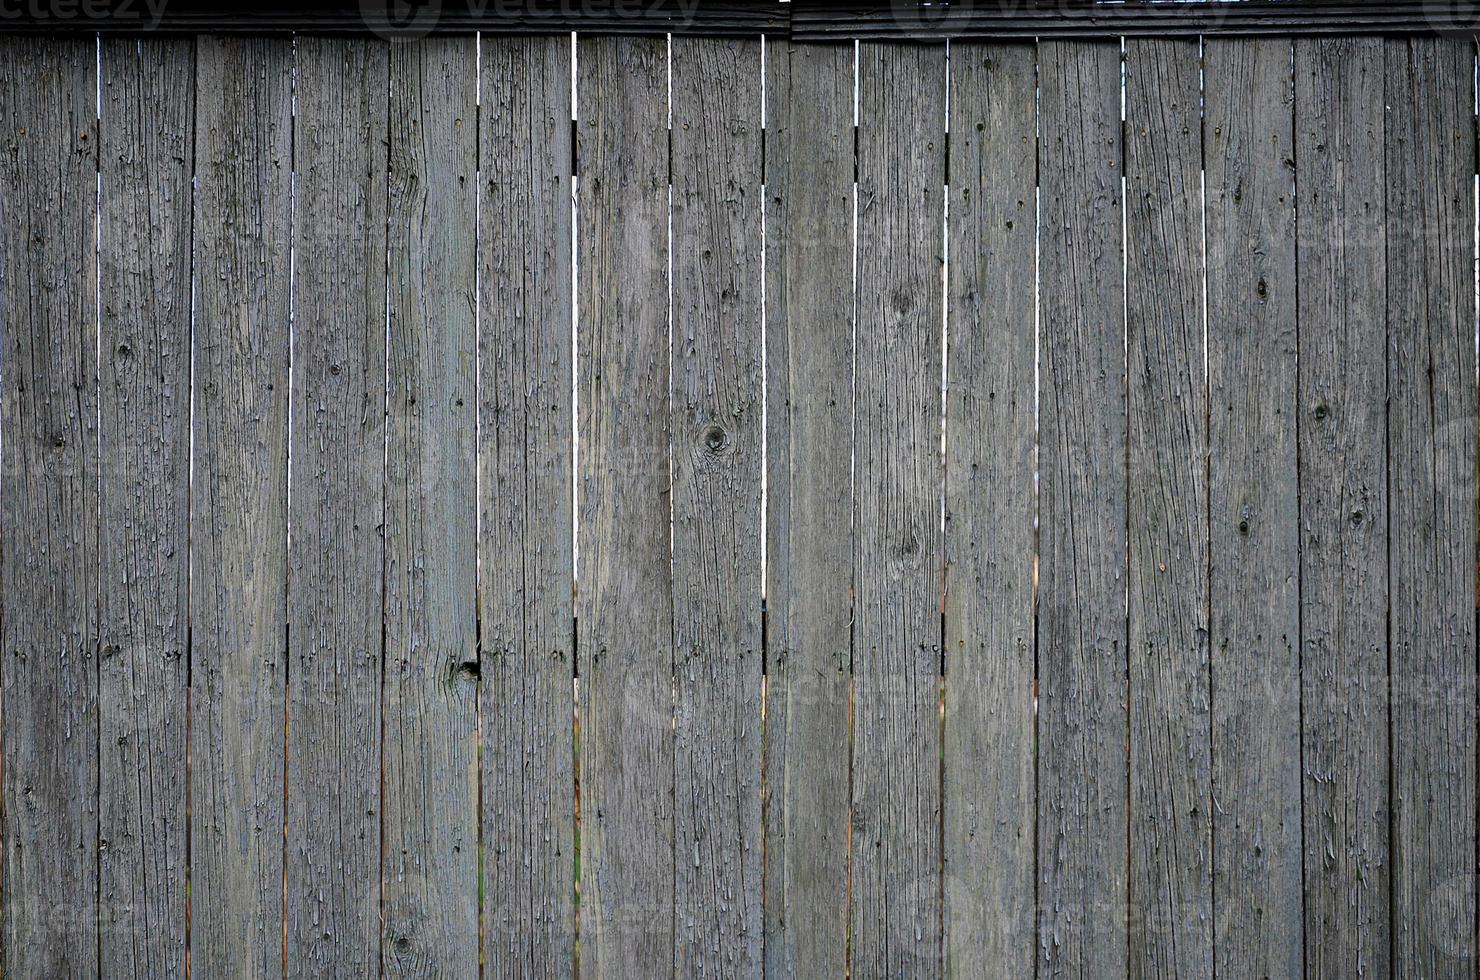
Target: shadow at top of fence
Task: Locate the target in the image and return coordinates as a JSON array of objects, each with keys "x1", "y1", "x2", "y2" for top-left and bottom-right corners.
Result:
[{"x1": 0, "y1": 0, "x2": 1474, "y2": 40}]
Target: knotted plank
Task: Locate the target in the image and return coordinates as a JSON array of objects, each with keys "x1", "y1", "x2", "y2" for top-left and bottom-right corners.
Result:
[
  {"x1": 942, "y1": 40, "x2": 1037, "y2": 980},
  {"x1": 480, "y1": 32, "x2": 577, "y2": 976},
  {"x1": 1204, "y1": 36, "x2": 1304, "y2": 980},
  {"x1": 189, "y1": 34, "x2": 293, "y2": 979},
  {"x1": 382, "y1": 35, "x2": 480, "y2": 977},
  {"x1": 851, "y1": 40, "x2": 945, "y2": 980},
  {"x1": 670, "y1": 33, "x2": 764, "y2": 979},
  {"x1": 287, "y1": 36, "x2": 389, "y2": 978},
  {"x1": 98, "y1": 36, "x2": 193, "y2": 979},
  {"x1": 1036, "y1": 39, "x2": 1128, "y2": 979},
  {"x1": 0, "y1": 36, "x2": 100, "y2": 979},
  {"x1": 762, "y1": 39, "x2": 855, "y2": 980}
]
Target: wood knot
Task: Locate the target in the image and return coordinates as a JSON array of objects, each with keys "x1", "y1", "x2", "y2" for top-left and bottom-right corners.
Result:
[{"x1": 699, "y1": 424, "x2": 732, "y2": 456}]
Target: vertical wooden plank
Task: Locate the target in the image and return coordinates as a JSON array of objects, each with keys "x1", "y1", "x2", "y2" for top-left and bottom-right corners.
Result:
[
  {"x1": 382, "y1": 35, "x2": 479, "y2": 977},
  {"x1": 480, "y1": 33, "x2": 576, "y2": 975},
  {"x1": 1036, "y1": 39, "x2": 1128, "y2": 979},
  {"x1": 762, "y1": 39, "x2": 854, "y2": 980},
  {"x1": 1204, "y1": 37, "x2": 1303, "y2": 980},
  {"x1": 0, "y1": 36, "x2": 99, "y2": 980},
  {"x1": 670, "y1": 34, "x2": 763, "y2": 979},
  {"x1": 942, "y1": 41, "x2": 1036, "y2": 980},
  {"x1": 1123, "y1": 37, "x2": 1211, "y2": 980},
  {"x1": 1385, "y1": 36, "x2": 1477, "y2": 977},
  {"x1": 97, "y1": 36, "x2": 192, "y2": 979},
  {"x1": 189, "y1": 35, "x2": 292, "y2": 978},
  {"x1": 1295, "y1": 36, "x2": 1389, "y2": 980},
  {"x1": 287, "y1": 36, "x2": 389, "y2": 978},
  {"x1": 852, "y1": 40, "x2": 945, "y2": 980},
  {"x1": 576, "y1": 34, "x2": 674, "y2": 978}
]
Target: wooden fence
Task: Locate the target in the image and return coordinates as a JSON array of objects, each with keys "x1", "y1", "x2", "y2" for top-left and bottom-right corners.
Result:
[{"x1": 0, "y1": 24, "x2": 1475, "y2": 980}]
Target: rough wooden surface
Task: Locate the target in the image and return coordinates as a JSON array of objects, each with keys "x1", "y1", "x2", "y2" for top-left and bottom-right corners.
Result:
[
  {"x1": 97, "y1": 37, "x2": 193, "y2": 980},
  {"x1": 0, "y1": 36, "x2": 100, "y2": 979},
  {"x1": 576, "y1": 34, "x2": 675, "y2": 978},
  {"x1": 382, "y1": 35, "x2": 479, "y2": 978},
  {"x1": 942, "y1": 41, "x2": 1036, "y2": 980},
  {"x1": 851, "y1": 40, "x2": 945, "y2": 980},
  {"x1": 762, "y1": 40, "x2": 855, "y2": 980},
  {"x1": 286, "y1": 36, "x2": 389, "y2": 978},
  {"x1": 1203, "y1": 37, "x2": 1304, "y2": 980},
  {"x1": 1385, "y1": 36, "x2": 1477, "y2": 977},
  {"x1": 1295, "y1": 36, "x2": 1390, "y2": 980},
  {"x1": 670, "y1": 35, "x2": 764, "y2": 979},
  {"x1": 189, "y1": 35, "x2": 292, "y2": 979},
  {"x1": 479, "y1": 32, "x2": 576, "y2": 976},
  {"x1": 1036, "y1": 39, "x2": 1128, "y2": 979},
  {"x1": 1123, "y1": 37, "x2": 1211, "y2": 980}
]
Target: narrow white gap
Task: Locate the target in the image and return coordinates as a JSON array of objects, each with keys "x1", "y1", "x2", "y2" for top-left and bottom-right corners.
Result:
[
  {"x1": 1199, "y1": 40, "x2": 1209, "y2": 388},
  {"x1": 94, "y1": 35, "x2": 103, "y2": 593},
  {"x1": 572, "y1": 31, "x2": 580, "y2": 583},
  {"x1": 940, "y1": 41, "x2": 950, "y2": 545},
  {"x1": 1032, "y1": 71, "x2": 1041, "y2": 723},
  {"x1": 1120, "y1": 38, "x2": 1129, "y2": 630},
  {"x1": 287, "y1": 39, "x2": 298, "y2": 565},
  {"x1": 854, "y1": 39, "x2": 861, "y2": 128},
  {"x1": 92, "y1": 39, "x2": 103, "y2": 974},
  {"x1": 759, "y1": 34, "x2": 768, "y2": 599},
  {"x1": 474, "y1": 35, "x2": 481, "y2": 578},
  {"x1": 851, "y1": 39, "x2": 860, "y2": 547},
  {"x1": 666, "y1": 32, "x2": 675, "y2": 571}
]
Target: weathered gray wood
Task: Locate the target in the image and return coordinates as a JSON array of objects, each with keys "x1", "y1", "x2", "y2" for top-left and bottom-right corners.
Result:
[
  {"x1": 1203, "y1": 37, "x2": 1303, "y2": 980},
  {"x1": 670, "y1": 34, "x2": 763, "y2": 979},
  {"x1": 941, "y1": 41, "x2": 1036, "y2": 980},
  {"x1": 576, "y1": 34, "x2": 675, "y2": 978},
  {"x1": 1123, "y1": 37, "x2": 1211, "y2": 980},
  {"x1": 851, "y1": 40, "x2": 945, "y2": 979},
  {"x1": 1036, "y1": 39, "x2": 1128, "y2": 979},
  {"x1": 189, "y1": 35, "x2": 292, "y2": 979},
  {"x1": 1385, "y1": 36, "x2": 1476, "y2": 977},
  {"x1": 0, "y1": 36, "x2": 100, "y2": 980},
  {"x1": 762, "y1": 40, "x2": 854, "y2": 980},
  {"x1": 382, "y1": 35, "x2": 479, "y2": 978},
  {"x1": 97, "y1": 36, "x2": 192, "y2": 980},
  {"x1": 286, "y1": 36, "x2": 389, "y2": 978},
  {"x1": 479, "y1": 32, "x2": 576, "y2": 975},
  {"x1": 1294, "y1": 36, "x2": 1389, "y2": 980}
]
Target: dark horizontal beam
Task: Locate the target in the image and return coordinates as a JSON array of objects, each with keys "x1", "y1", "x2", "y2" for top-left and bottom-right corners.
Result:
[
  {"x1": 0, "y1": 0, "x2": 1471, "y2": 38},
  {"x1": 791, "y1": 1, "x2": 1474, "y2": 40},
  {"x1": 0, "y1": 0, "x2": 788, "y2": 36}
]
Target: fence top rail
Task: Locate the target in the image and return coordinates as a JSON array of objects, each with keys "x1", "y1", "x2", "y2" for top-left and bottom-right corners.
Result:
[{"x1": 0, "y1": 0, "x2": 1469, "y2": 40}]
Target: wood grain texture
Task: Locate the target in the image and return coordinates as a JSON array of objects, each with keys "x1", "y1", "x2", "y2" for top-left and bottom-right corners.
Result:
[
  {"x1": 286, "y1": 36, "x2": 389, "y2": 979},
  {"x1": 383, "y1": 35, "x2": 479, "y2": 978},
  {"x1": 1384, "y1": 36, "x2": 1477, "y2": 977},
  {"x1": 1203, "y1": 37, "x2": 1303, "y2": 980},
  {"x1": 762, "y1": 40, "x2": 854, "y2": 980},
  {"x1": 479, "y1": 32, "x2": 576, "y2": 976},
  {"x1": 97, "y1": 37, "x2": 192, "y2": 980},
  {"x1": 1295, "y1": 36, "x2": 1389, "y2": 980},
  {"x1": 0, "y1": 36, "x2": 100, "y2": 980},
  {"x1": 576, "y1": 34, "x2": 675, "y2": 978},
  {"x1": 851, "y1": 40, "x2": 945, "y2": 980},
  {"x1": 189, "y1": 35, "x2": 292, "y2": 979},
  {"x1": 670, "y1": 34, "x2": 763, "y2": 980},
  {"x1": 1036, "y1": 39, "x2": 1128, "y2": 979},
  {"x1": 942, "y1": 41, "x2": 1036, "y2": 980},
  {"x1": 1123, "y1": 37, "x2": 1210, "y2": 980}
]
